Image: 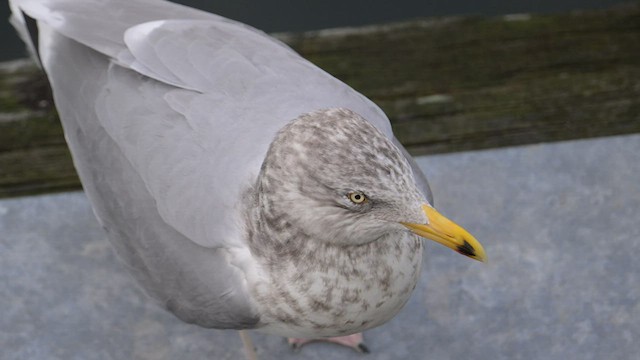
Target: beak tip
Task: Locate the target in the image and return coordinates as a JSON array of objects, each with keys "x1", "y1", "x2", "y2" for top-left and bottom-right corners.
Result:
[{"x1": 456, "y1": 239, "x2": 487, "y2": 263}]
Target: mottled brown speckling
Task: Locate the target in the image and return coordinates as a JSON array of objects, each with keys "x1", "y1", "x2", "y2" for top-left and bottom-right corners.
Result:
[{"x1": 243, "y1": 109, "x2": 427, "y2": 338}]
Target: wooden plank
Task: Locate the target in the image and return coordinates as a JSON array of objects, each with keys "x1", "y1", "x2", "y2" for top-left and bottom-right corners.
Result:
[
  {"x1": 0, "y1": 4, "x2": 639, "y2": 198},
  {"x1": 285, "y1": 5, "x2": 640, "y2": 153},
  {"x1": 0, "y1": 60, "x2": 77, "y2": 198}
]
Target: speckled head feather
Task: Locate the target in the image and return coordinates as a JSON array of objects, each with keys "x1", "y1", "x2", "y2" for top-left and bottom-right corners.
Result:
[{"x1": 255, "y1": 108, "x2": 428, "y2": 247}]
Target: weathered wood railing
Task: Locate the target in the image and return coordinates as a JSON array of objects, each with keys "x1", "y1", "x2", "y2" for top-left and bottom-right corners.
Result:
[{"x1": 1, "y1": 3, "x2": 639, "y2": 198}]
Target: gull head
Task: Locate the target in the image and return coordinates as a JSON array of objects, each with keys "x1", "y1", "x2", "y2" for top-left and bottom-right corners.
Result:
[{"x1": 256, "y1": 108, "x2": 485, "y2": 261}]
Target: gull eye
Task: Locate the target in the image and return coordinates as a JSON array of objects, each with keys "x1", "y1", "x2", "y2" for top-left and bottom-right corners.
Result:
[{"x1": 347, "y1": 191, "x2": 367, "y2": 204}]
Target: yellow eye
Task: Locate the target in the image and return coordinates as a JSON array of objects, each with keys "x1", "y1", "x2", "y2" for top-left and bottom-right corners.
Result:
[{"x1": 348, "y1": 192, "x2": 367, "y2": 204}]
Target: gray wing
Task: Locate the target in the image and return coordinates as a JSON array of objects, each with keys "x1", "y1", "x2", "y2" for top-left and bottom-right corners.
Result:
[
  {"x1": 12, "y1": 0, "x2": 394, "y2": 248},
  {"x1": 28, "y1": 28, "x2": 259, "y2": 328},
  {"x1": 10, "y1": 0, "x2": 266, "y2": 328}
]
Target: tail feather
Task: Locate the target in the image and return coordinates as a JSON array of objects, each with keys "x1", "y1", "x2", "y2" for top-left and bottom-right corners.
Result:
[{"x1": 9, "y1": 1, "x2": 41, "y2": 66}]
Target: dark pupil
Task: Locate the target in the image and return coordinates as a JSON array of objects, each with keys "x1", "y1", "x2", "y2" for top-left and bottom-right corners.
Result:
[{"x1": 354, "y1": 194, "x2": 361, "y2": 200}]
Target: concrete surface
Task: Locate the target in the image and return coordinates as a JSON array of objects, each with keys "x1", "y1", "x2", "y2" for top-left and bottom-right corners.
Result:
[{"x1": 1, "y1": 134, "x2": 639, "y2": 360}]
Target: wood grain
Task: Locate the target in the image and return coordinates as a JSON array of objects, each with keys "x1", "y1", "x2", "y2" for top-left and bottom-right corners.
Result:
[{"x1": 1, "y1": 4, "x2": 639, "y2": 198}]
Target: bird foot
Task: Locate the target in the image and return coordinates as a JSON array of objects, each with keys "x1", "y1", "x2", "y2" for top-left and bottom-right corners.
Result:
[{"x1": 288, "y1": 333, "x2": 369, "y2": 353}]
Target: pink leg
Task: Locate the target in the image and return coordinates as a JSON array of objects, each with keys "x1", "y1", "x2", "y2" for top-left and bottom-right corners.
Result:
[{"x1": 288, "y1": 333, "x2": 369, "y2": 353}]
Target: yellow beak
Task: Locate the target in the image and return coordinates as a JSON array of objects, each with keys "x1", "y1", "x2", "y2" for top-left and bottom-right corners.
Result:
[{"x1": 401, "y1": 205, "x2": 486, "y2": 262}]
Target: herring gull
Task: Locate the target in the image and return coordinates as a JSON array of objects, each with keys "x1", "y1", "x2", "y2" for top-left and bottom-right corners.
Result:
[{"x1": 9, "y1": 0, "x2": 486, "y2": 357}]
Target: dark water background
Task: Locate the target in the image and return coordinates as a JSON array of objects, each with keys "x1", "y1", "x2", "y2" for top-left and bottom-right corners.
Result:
[{"x1": 0, "y1": 0, "x2": 631, "y2": 61}]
